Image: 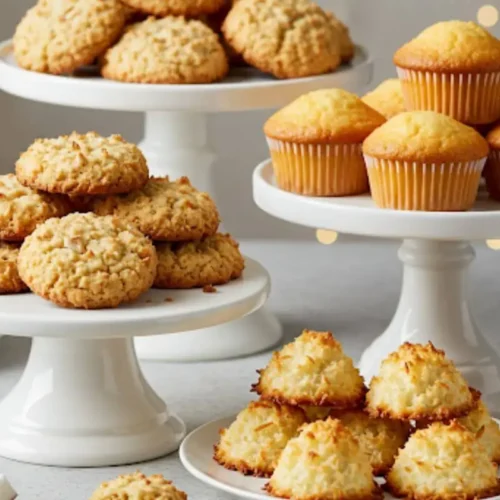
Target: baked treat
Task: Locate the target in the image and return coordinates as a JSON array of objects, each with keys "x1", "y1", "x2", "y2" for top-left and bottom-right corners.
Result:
[
  {"x1": 329, "y1": 410, "x2": 411, "y2": 475},
  {"x1": 93, "y1": 176, "x2": 219, "y2": 241},
  {"x1": 0, "y1": 243, "x2": 28, "y2": 294},
  {"x1": 266, "y1": 419, "x2": 383, "y2": 500},
  {"x1": 89, "y1": 471, "x2": 187, "y2": 500},
  {"x1": 386, "y1": 421, "x2": 500, "y2": 500},
  {"x1": 363, "y1": 111, "x2": 488, "y2": 211},
  {"x1": 222, "y1": 0, "x2": 342, "y2": 79},
  {"x1": 18, "y1": 213, "x2": 157, "y2": 309},
  {"x1": 121, "y1": 0, "x2": 225, "y2": 17},
  {"x1": 214, "y1": 400, "x2": 307, "y2": 477},
  {"x1": 13, "y1": 0, "x2": 126, "y2": 75},
  {"x1": 484, "y1": 124, "x2": 500, "y2": 201},
  {"x1": 0, "y1": 173, "x2": 72, "y2": 241},
  {"x1": 264, "y1": 88, "x2": 385, "y2": 196},
  {"x1": 154, "y1": 233, "x2": 244, "y2": 289},
  {"x1": 362, "y1": 79, "x2": 406, "y2": 119},
  {"x1": 366, "y1": 342, "x2": 479, "y2": 421},
  {"x1": 252, "y1": 330, "x2": 366, "y2": 408},
  {"x1": 327, "y1": 13, "x2": 355, "y2": 63},
  {"x1": 394, "y1": 21, "x2": 500, "y2": 125},
  {"x1": 300, "y1": 406, "x2": 331, "y2": 421},
  {"x1": 16, "y1": 132, "x2": 149, "y2": 196},
  {"x1": 101, "y1": 17, "x2": 228, "y2": 84}
]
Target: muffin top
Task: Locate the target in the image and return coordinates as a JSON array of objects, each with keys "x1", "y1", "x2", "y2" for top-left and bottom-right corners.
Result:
[
  {"x1": 362, "y1": 79, "x2": 406, "y2": 119},
  {"x1": 264, "y1": 88, "x2": 386, "y2": 144},
  {"x1": 363, "y1": 111, "x2": 489, "y2": 163},
  {"x1": 486, "y1": 123, "x2": 500, "y2": 150},
  {"x1": 394, "y1": 21, "x2": 500, "y2": 73}
]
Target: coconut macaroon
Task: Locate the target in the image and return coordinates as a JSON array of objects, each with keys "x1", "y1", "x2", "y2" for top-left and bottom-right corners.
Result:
[
  {"x1": 252, "y1": 330, "x2": 366, "y2": 409},
  {"x1": 366, "y1": 342, "x2": 479, "y2": 421},
  {"x1": 387, "y1": 421, "x2": 500, "y2": 500},
  {"x1": 214, "y1": 400, "x2": 306, "y2": 477},
  {"x1": 266, "y1": 418, "x2": 383, "y2": 500},
  {"x1": 329, "y1": 410, "x2": 411, "y2": 475}
]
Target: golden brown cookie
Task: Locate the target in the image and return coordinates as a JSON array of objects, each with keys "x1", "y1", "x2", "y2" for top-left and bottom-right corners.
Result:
[
  {"x1": 0, "y1": 243, "x2": 28, "y2": 294},
  {"x1": 222, "y1": 0, "x2": 341, "y2": 79},
  {"x1": 16, "y1": 132, "x2": 149, "y2": 196},
  {"x1": 13, "y1": 0, "x2": 126, "y2": 74},
  {"x1": 326, "y1": 13, "x2": 355, "y2": 63},
  {"x1": 101, "y1": 16, "x2": 229, "y2": 84},
  {"x1": 93, "y1": 176, "x2": 220, "y2": 241},
  {"x1": 0, "y1": 173, "x2": 72, "y2": 241},
  {"x1": 18, "y1": 213, "x2": 157, "y2": 309},
  {"x1": 154, "y1": 233, "x2": 244, "y2": 289},
  {"x1": 121, "y1": 0, "x2": 225, "y2": 17}
]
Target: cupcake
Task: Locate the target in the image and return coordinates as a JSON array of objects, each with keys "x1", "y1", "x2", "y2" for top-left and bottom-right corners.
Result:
[
  {"x1": 264, "y1": 89, "x2": 386, "y2": 196},
  {"x1": 394, "y1": 21, "x2": 500, "y2": 125},
  {"x1": 484, "y1": 123, "x2": 500, "y2": 200},
  {"x1": 362, "y1": 79, "x2": 406, "y2": 119},
  {"x1": 363, "y1": 111, "x2": 489, "y2": 211}
]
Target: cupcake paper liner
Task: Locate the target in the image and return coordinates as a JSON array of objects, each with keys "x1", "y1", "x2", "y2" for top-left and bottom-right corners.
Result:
[
  {"x1": 266, "y1": 139, "x2": 369, "y2": 197},
  {"x1": 484, "y1": 150, "x2": 500, "y2": 201},
  {"x1": 364, "y1": 155, "x2": 486, "y2": 211},
  {"x1": 397, "y1": 67, "x2": 500, "y2": 125}
]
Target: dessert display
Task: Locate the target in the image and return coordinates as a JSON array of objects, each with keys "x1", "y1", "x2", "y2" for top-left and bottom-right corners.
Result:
[
  {"x1": 362, "y1": 78, "x2": 406, "y2": 119},
  {"x1": 264, "y1": 88, "x2": 386, "y2": 196},
  {"x1": 484, "y1": 123, "x2": 500, "y2": 200}
]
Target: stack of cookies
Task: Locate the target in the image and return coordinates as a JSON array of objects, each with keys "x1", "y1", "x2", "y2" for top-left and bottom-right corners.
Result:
[{"x1": 12, "y1": 0, "x2": 355, "y2": 82}]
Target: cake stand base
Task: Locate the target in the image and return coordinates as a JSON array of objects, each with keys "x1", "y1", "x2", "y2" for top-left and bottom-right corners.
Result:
[
  {"x1": 0, "y1": 337, "x2": 185, "y2": 467},
  {"x1": 358, "y1": 239, "x2": 500, "y2": 415}
]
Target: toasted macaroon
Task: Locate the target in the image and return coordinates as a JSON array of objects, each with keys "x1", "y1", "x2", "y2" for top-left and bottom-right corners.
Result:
[
  {"x1": 266, "y1": 418, "x2": 383, "y2": 500},
  {"x1": 214, "y1": 400, "x2": 307, "y2": 477},
  {"x1": 362, "y1": 79, "x2": 406, "y2": 119},
  {"x1": 386, "y1": 421, "x2": 500, "y2": 500},
  {"x1": 329, "y1": 410, "x2": 411, "y2": 476},
  {"x1": 252, "y1": 330, "x2": 366, "y2": 409},
  {"x1": 484, "y1": 124, "x2": 500, "y2": 201},
  {"x1": 300, "y1": 406, "x2": 332, "y2": 422},
  {"x1": 366, "y1": 342, "x2": 479, "y2": 421}
]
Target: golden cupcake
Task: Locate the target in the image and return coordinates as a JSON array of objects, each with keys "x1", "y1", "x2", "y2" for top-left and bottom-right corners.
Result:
[
  {"x1": 386, "y1": 421, "x2": 500, "y2": 500},
  {"x1": 252, "y1": 330, "x2": 366, "y2": 409},
  {"x1": 362, "y1": 79, "x2": 406, "y2": 119},
  {"x1": 366, "y1": 342, "x2": 479, "y2": 421},
  {"x1": 266, "y1": 419, "x2": 383, "y2": 500},
  {"x1": 264, "y1": 89, "x2": 386, "y2": 196},
  {"x1": 484, "y1": 123, "x2": 500, "y2": 201},
  {"x1": 329, "y1": 410, "x2": 411, "y2": 475},
  {"x1": 394, "y1": 21, "x2": 500, "y2": 125},
  {"x1": 214, "y1": 400, "x2": 306, "y2": 477},
  {"x1": 363, "y1": 111, "x2": 489, "y2": 211}
]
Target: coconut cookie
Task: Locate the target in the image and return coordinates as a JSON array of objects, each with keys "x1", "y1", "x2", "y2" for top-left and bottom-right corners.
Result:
[
  {"x1": 214, "y1": 400, "x2": 306, "y2": 477},
  {"x1": 327, "y1": 13, "x2": 355, "y2": 63},
  {"x1": 121, "y1": 0, "x2": 225, "y2": 17},
  {"x1": 16, "y1": 132, "x2": 149, "y2": 196},
  {"x1": 102, "y1": 16, "x2": 228, "y2": 84},
  {"x1": 0, "y1": 173, "x2": 72, "y2": 241},
  {"x1": 0, "y1": 243, "x2": 28, "y2": 294},
  {"x1": 13, "y1": 0, "x2": 126, "y2": 75},
  {"x1": 154, "y1": 233, "x2": 244, "y2": 289},
  {"x1": 93, "y1": 177, "x2": 219, "y2": 241},
  {"x1": 252, "y1": 330, "x2": 366, "y2": 408},
  {"x1": 18, "y1": 213, "x2": 157, "y2": 309},
  {"x1": 90, "y1": 472, "x2": 187, "y2": 500}
]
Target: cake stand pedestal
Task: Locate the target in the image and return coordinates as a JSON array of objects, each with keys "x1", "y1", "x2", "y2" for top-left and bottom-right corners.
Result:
[
  {"x1": 0, "y1": 40, "x2": 373, "y2": 361},
  {"x1": 0, "y1": 258, "x2": 269, "y2": 466},
  {"x1": 253, "y1": 160, "x2": 500, "y2": 415}
]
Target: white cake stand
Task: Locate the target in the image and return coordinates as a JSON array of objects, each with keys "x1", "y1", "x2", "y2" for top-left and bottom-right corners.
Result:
[
  {"x1": 253, "y1": 159, "x2": 500, "y2": 415},
  {"x1": 0, "y1": 39, "x2": 373, "y2": 362},
  {"x1": 0, "y1": 258, "x2": 268, "y2": 467}
]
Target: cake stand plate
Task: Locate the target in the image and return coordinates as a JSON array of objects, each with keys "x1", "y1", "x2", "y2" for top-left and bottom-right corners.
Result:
[
  {"x1": 0, "y1": 258, "x2": 268, "y2": 467},
  {"x1": 253, "y1": 160, "x2": 500, "y2": 415},
  {"x1": 0, "y1": 40, "x2": 373, "y2": 362}
]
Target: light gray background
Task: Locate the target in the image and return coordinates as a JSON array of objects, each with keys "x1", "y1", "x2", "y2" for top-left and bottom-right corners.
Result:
[{"x1": 1, "y1": 0, "x2": 499, "y2": 240}]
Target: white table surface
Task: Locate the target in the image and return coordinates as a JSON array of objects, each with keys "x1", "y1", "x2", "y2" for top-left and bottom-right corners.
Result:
[{"x1": 0, "y1": 239, "x2": 499, "y2": 499}]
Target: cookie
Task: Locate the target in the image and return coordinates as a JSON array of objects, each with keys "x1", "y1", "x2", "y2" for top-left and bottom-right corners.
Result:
[
  {"x1": 90, "y1": 472, "x2": 187, "y2": 500},
  {"x1": 18, "y1": 213, "x2": 157, "y2": 309},
  {"x1": 101, "y1": 16, "x2": 229, "y2": 84},
  {"x1": 13, "y1": 0, "x2": 126, "y2": 74},
  {"x1": 16, "y1": 132, "x2": 149, "y2": 196},
  {"x1": 0, "y1": 243, "x2": 28, "y2": 294},
  {"x1": 222, "y1": 0, "x2": 341, "y2": 79},
  {"x1": 92, "y1": 176, "x2": 220, "y2": 241},
  {"x1": 0, "y1": 173, "x2": 72, "y2": 241},
  {"x1": 154, "y1": 233, "x2": 244, "y2": 289},
  {"x1": 121, "y1": 0, "x2": 225, "y2": 17},
  {"x1": 327, "y1": 13, "x2": 355, "y2": 63}
]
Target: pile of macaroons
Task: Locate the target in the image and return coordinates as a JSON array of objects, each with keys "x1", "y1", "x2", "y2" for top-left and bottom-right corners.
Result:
[{"x1": 215, "y1": 331, "x2": 500, "y2": 500}]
